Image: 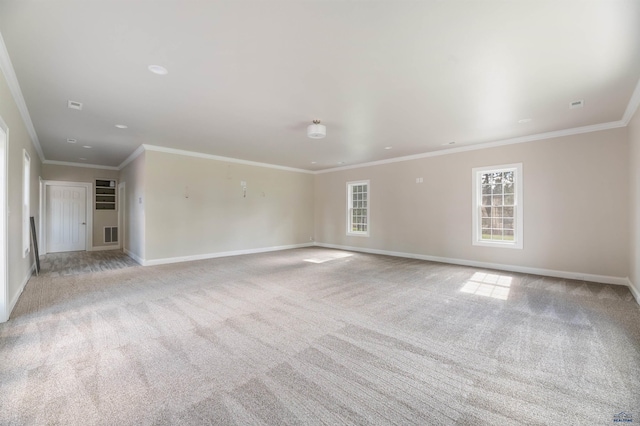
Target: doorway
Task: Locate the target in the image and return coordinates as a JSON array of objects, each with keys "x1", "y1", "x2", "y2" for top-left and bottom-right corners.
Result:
[
  {"x1": 0, "y1": 121, "x2": 7, "y2": 321},
  {"x1": 44, "y1": 181, "x2": 92, "y2": 253}
]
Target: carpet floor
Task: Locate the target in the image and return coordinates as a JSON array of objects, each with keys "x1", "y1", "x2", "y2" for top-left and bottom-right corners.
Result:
[{"x1": 1, "y1": 247, "x2": 639, "y2": 425}]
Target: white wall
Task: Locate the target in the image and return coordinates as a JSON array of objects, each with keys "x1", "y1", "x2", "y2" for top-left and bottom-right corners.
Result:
[
  {"x1": 315, "y1": 128, "x2": 630, "y2": 282},
  {"x1": 119, "y1": 151, "x2": 145, "y2": 262},
  {"x1": 629, "y1": 106, "x2": 640, "y2": 298},
  {"x1": 141, "y1": 149, "x2": 314, "y2": 263},
  {"x1": 0, "y1": 64, "x2": 42, "y2": 321}
]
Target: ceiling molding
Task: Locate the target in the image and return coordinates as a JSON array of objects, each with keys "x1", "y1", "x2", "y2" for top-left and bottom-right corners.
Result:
[
  {"x1": 118, "y1": 145, "x2": 146, "y2": 170},
  {"x1": 0, "y1": 31, "x2": 45, "y2": 163},
  {"x1": 142, "y1": 144, "x2": 315, "y2": 174},
  {"x1": 43, "y1": 160, "x2": 119, "y2": 171},
  {"x1": 622, "y1": 76, "x2": 640, "y2": 125},
  {"x1": 315, "y1": 120, "x2": 627, "y2": 174}
]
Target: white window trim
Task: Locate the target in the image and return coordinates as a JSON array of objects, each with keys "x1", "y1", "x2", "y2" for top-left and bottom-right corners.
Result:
[
  {"x1": 346, "y1": 180, "x2": 370, "y2": 237},
  {"x1": 22, "y1": 150, "x2": 30, "y2": 257},
  {"x1": 472, "y1": 163, "x2": 523, "y2": 249}
]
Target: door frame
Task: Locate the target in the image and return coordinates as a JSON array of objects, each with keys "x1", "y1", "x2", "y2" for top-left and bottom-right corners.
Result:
[
  {"x1": 0, "y1": 116, "x2": 8, "y2": 322},
  {"x1": 42, "y1": 180, "x2": 92, "y2": 254},
  {"x1": 117, "y1": 181, "x2": 126, "y2": 250}
]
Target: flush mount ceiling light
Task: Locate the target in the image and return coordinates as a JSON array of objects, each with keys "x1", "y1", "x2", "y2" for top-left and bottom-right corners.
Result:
[
  {"x1": 307, "y1": 120, "x2": 326, "y2": 139},
  {"x1": 66, "y1": 138, "x2": 77, "y2": 144},
  {"x1": 148, "y1": 65, "x2": 168, "y2": 75},
  {"x1": 115, "y1": 124, "x2": 128, "y2": 129}
]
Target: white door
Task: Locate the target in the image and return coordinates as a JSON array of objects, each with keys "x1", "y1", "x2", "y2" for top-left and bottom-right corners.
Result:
[{"x1": 47, "y1": 185, "x2": 87, "y2": 252}]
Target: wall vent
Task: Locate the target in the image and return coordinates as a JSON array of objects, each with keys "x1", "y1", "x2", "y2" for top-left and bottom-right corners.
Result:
[
  {"x1": 569, "y1": 99, "x2": 584, "y2": 109},
  {"x1": 67, "y1": 100, "x2": 83, "y2": 110},
  {"x1": 104, "y1": 226, "x2": 118, "y2": 243}
]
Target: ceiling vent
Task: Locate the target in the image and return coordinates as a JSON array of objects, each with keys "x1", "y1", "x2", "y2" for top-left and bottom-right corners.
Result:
[
  {"x1": 67, "y1": 100, "x2": 83, "y2": 110},
  {"x1": 569, "y1": 100, "x2": 584, "y2": 109}
]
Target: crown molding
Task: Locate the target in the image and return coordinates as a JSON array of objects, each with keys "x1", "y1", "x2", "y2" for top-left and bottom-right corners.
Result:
[
  {"x1": 315, "y1": 119, "x2": 627, "y2": 174},
  {"x1": 118, "y1": 145, "x2": 146, "y2": 170},
  {"x1": 0, "y1": 31, "x2": 45, "y2": 163},
  {"x1": 43, "y1": 160, "x2": 119, "y2": 171},
  {"x1": 141, "y1": 144, "x2": 314, "y2": 174},
  {"x1": 622, "y1": 76, "x2": 640, "y2": 125}
]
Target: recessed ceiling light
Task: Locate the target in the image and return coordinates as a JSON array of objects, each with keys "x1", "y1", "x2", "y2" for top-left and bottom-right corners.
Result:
[
  {"x1": 384, "y1": 146, "x2": 392, "y2": 150},
  {"x1": 82, "y1": 145, "x2": 92, "y2": 149},
  {"x1": 148, "y1": 65, "x2": 168, "y2": 75},
  {"x1": 115, "y1": 124, "x2": 128, "y2": 129},
  {"x1": 67, "y1": 100, "x2": 83, "y2": 110},
  {"x1": 311, "y1": 161, "x2": 317, "y2": 164},
  {"x1": 67, "y1": 138, "x2": 77, "y2": 143},
  {"x1": 518, "y1": 118, "x2": 532, "y2": 123},
  {"x1": 79, "y1": 157, "x2": 87, "y2": 161}
]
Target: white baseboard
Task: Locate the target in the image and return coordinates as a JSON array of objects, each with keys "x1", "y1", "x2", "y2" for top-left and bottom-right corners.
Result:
[
  {"x1": 627, "y1": 278, "x2": 640, "y2": 304},
  {"x1": 124, "y1": 248, "x2": 144, "y2": 265},
  {"x1": 315, "y1": 242, "x2": 630, "y2": 286},
  {"x1": 141, "y1": 242, "x2": 315, "y2": 267},
  {"x1": 1, "y1": 263, "x2": 35, "y2": 322},
  {"x1": 91, "y1": 245, "x2": 120, "y2": 252}
]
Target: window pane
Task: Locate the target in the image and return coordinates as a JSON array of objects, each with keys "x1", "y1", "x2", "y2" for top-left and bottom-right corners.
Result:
[
  {"x1": 482, "y1": 218, "x2": 491, "y2": 228},
  {"x1": 481, "y1": 207, "x2": 491, "y2": 218},
  {"x1": 504, "y1": 182, "x2": 514, "y2": 194},
  {"x1": 492, "y1": 207, "x2": 503, "y2": 218},
  {"x1": 492, "y1": 195, "x2": 502, "y2": 206},
  {"x1": 504, "y1": 194, "x2": 514, "y2": 205},
  {"x1": 503, "y1": 206, "x2": 514, "y2": 218},
  {"x1": 482, "y1": 184, "x2": 492, "y2": 195},
  {"x1": 492, "y1": 230, "x2": 504, "y2": 240},
  {"x1": 482, "y1": 229, "x2": 491, "y2": 239},
  {"x1": 493, "y1": 183, "x2": 503, "y2": 194},
  {"x1": 504, "y1": 230, "x2": 514, "y2": 240},
  {"x1": 503, "y1": 219, "x2": 514, "y2": 229},
  {"x1": 482, "y1": 195, "x2": 491, "y2": 206}
]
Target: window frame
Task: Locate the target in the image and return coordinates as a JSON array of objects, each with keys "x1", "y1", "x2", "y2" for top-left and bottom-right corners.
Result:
[
  {"x1": 346, "y1": 180, "x2": 370, "y2": 237},
  {"x1": 22, "y1": 149, "x2": 30, "y2": 257},
  {"x1": 471, "y1": 163, "x2": 523, "y2": 249}
]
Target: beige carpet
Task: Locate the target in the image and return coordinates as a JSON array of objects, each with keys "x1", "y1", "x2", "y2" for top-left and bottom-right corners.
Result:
[{"x1": 1, "y1": 247, "x2": 639, "y2": 425}]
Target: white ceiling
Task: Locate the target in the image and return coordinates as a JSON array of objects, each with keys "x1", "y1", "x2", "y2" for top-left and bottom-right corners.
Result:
[{"x1": 1, "y1": 0, "x2": 639, "y2": 171}]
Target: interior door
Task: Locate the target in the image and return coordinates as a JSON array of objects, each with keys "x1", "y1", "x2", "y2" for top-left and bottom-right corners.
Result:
[{"x1": 47, "y1": 185, "x2": 87, "y2": 252}]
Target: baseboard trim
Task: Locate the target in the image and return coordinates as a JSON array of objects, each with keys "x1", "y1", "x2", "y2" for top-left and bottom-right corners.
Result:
[
  {"x1": 2, "y1": 263, "x2": 35, "y2": 322},
  {"x1": 91, "y1": 245, "x2": 120, "y2": 252},
  {"x1": 627, "y1": 277, "x2": 640, "y2": 304},
  {"x1": 142, "y1": 243, "x2": 315, "y2": 267},
  {"x1": 315, "y1": 243, "x2": 630, "y2": 286},
  {"x1": 123, "y1": 248, "x2": 145, "y2": 266}
]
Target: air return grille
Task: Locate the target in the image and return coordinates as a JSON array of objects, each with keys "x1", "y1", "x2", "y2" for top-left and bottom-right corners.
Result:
[{"x1": 104, "y1": 226, "x2": 118, "y2": 243}]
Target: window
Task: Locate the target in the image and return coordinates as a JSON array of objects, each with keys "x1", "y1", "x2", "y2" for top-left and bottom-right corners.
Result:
[
  {"x1": 22, "y1": 150, "x2": 30, "y2": 257},
  {"x1": 347, "y1": 180, "x2": 370, "y2": 236},
  {"x1": 472, "y1": 163, "x2": 523, "y2": 249}
]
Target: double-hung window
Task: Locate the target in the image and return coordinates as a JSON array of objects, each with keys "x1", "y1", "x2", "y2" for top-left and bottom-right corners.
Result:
[
  {"x1": 472, "y1": 163, "x2": 523, "y2": 249},
  {"x1": 347, "y1": 180, "x2": 370, "y2": 237}
]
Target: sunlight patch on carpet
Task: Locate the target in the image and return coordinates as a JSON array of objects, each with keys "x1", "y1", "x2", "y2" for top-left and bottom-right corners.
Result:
[{"x1": 460, "y1": 272, "x2": 513, "y2": 300}]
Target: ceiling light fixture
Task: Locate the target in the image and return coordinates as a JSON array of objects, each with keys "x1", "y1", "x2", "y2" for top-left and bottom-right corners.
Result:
[
  {"x1": 307, "y1": 120, "x2": 326, "y2": 139},
  {"x1": 148, "y1": 65, "x2": 168, "y2": 75},
  {"x1": 384, "y1": 146, "x2": 392, "y2": 150},
  {"x1": 82, "y1": 145, "x2": 92, "y2": 149},
  {"x1": 115, "y1": 124, "x2": 128, "y2": 129},
  {"x1": 67, "y1": 138, "x2": 77, "y2": 143}
]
